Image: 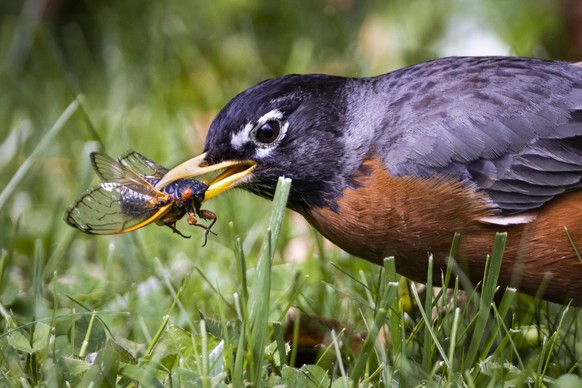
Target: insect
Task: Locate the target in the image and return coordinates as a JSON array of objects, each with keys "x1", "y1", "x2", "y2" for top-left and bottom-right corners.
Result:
[{"x1": 65, "y1": 150, "x2": 217, "y2": 245}]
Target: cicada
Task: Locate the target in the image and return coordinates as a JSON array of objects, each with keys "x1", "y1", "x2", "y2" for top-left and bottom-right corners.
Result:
[{"x1": 65, "y1": 150, "x2": 217, "y2": 245}]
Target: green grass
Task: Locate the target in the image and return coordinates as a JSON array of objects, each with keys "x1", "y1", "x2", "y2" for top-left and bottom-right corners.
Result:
[{"x1": 2, "y1": 1, "x2": 582, "y2": 386}]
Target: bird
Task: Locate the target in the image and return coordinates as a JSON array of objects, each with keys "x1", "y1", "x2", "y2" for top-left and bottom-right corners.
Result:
[{"x1": 155, "y1": 56, "x2": 582, "y2": 305}]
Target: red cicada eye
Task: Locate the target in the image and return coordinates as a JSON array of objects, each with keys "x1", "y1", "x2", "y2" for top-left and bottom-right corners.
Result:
[{"x1": 181, "y1": 188, "x2": 193, "y2": 200}]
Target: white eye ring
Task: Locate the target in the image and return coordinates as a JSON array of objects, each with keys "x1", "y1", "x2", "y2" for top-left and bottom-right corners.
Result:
[
  {"x1": 254, "y1": 110, "x2": 289, "y2": 158},
  {"x1": 230, "y1": 109, "x2": 288, "y2": 153}
]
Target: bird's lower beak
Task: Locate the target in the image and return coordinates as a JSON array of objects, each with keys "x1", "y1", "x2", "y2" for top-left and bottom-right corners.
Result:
[{"x1": 154, "y1": 153, "x2": 256, "y2": 201}]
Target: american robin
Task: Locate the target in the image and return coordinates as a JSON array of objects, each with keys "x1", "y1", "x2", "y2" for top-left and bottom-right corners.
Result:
[{"x1": 155, "y1": 56, "x2": 582, "y2": 305}]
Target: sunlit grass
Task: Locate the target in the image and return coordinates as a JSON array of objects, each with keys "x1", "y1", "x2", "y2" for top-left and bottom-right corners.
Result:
[{"x1": 1, "y1": 0, "x2": 582, "y2": 385}]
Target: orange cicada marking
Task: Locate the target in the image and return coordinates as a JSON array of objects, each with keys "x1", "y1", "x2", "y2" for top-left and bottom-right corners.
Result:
[{"x1": 181, "y1": 188, "x2": 193, "y2": 200}]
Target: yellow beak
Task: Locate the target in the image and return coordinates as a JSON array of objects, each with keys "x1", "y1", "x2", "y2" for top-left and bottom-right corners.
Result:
[{"x1": 155, "y1": 153, "x2": 256, "y2": 201}]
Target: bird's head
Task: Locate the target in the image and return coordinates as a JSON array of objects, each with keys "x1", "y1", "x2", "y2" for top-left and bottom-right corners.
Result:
[{"x1": 155, "y1": 74, "x2": 355, "y2": 212}]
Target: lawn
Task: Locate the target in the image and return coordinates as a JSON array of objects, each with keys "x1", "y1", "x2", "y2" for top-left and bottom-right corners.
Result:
[{"x1": 1, "y1": 1, "x2": 581, "y2": 386}]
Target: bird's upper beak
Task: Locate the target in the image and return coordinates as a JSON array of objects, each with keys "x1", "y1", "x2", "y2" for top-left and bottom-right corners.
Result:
[{"x1": 154, "y1": 153, "x2": 256, "y2": 201}]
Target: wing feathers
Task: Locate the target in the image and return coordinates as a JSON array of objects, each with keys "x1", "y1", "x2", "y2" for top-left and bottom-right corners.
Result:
[{"x1": 377, "y1": 57, "x2": 582, "y2": 213}]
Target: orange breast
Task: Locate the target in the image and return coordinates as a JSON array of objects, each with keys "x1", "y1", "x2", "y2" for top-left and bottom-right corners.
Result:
[{"x1": 302, "y1": 157, "x2": 582, "y2": 305}]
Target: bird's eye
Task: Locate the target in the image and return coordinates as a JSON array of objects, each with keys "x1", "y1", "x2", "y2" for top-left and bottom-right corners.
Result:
[{"x1": 253, "y1": 120, "x2": 281, "y2": 144}]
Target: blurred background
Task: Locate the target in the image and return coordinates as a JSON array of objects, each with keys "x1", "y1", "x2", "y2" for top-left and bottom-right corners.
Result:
[{"x1": 1, "y1": 0, "x2": 582, "y2": 364}]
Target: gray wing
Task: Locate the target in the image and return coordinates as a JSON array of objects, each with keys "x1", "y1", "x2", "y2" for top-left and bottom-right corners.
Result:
[
  {"x1": 90, "y1": 152, "x2": 161, "y2": 197},
  {"x1": 118, "y1": 150, "x2": 169, "y2": 178},
  {"x1": 377, "y1": 57, "x2": 582, "y2": 213}
]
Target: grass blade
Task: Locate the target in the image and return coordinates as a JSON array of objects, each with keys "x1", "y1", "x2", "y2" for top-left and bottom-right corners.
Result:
[
  {"x1": 411, "y1": 282, "x2": 450, "y2": 370},
  {"x1": 466, "y1": 232, "x2": 506, "y2": 368},
  {"x1": 422, "y1": 255, "x2": 434, "y2": 372},
  {"x1": 351, "y1": 257, "x2": 399, "y2": 382},
  {"x1": 144, "y1": 280, "x2": 184, "y2": 359},
  {"x1": 247, "y1": 177, "x2": 291, "y2": 382},
  {"x1": 0, "y1": 96, "x2": 82, "y2": 211}
]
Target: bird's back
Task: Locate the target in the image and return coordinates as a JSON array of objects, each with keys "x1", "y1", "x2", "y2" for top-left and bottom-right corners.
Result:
[{"x1": 356, "y1": 57, "x2": 582, "y2": 214}]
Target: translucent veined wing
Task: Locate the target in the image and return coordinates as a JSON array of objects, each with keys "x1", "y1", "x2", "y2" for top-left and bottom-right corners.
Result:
[
  {"x1": 118, "y1": 150, "x2": 169, "y2": 179},
  {"x1": 90, "y1": 152, "x2": 162, "y2": 197},
  {"x1": 64, "y1": 183, "x2": 173, "y2": 235}
]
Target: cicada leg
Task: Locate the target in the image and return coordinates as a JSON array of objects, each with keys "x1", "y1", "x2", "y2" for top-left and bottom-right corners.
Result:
[
  {"x1": 163, "y1": 220, "x2": 191, "y2": 239},
  {"x1": 199, "y1": 210, "x2": 217, "y2": 232},
  {"x1": 187, "y1": 209, "x2": 218, "y2": 247}
]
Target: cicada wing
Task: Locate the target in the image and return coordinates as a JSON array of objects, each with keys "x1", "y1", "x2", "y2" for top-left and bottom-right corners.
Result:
[
  {"x1": 65, "y1": 183, "x2": 172, "y2": 235},
  {"x1": 118, "y1": 150, "x2": 169, "y2": 179},
  {"x1": 90, "y1": 152, "x2": 162, "y2": 197}
]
